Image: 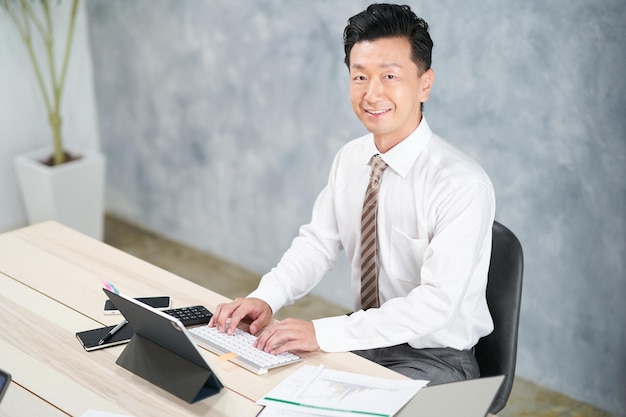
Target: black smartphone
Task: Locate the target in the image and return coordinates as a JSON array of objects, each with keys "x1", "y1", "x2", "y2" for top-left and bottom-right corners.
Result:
[
  {"x1": 0, "y1": 368, "x2": 11, "y2": 404},
  {"x1": 103, "y1": 296, "x2": 171, "y2": 314}
]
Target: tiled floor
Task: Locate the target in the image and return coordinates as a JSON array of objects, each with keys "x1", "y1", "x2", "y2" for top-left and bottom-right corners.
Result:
[{"x1": 104, "y1": 215, "x2": 619, "y2": 417}]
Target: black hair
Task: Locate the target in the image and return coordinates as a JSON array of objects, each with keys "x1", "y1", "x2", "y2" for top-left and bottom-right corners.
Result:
[{"x1": 343, "y1": 3, "x2": 433, "y2": 73}]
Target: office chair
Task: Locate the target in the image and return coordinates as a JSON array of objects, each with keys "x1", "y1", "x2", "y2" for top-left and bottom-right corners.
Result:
[{"x1": 474, "y1": 221, "x2": 524, "y2": 414}]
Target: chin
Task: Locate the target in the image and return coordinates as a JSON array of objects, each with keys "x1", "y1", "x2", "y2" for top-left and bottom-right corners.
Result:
[
  {"x1": 357, "y1": 117, "x2": 379, "y2": 131},
  {"x1": 361, "y1": 122, "x2": 388, "y2": 137}
]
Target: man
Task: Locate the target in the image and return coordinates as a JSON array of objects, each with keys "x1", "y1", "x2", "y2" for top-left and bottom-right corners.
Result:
[{"x1": 209, "y1": 3, "x2": 495, "y2": 385}]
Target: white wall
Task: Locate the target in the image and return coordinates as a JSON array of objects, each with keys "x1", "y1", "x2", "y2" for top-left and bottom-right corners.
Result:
[{"x1": 0, "y1": 1, "x2": 100, "y2": 233}]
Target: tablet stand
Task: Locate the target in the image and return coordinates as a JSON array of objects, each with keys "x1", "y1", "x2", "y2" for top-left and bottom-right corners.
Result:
[{"x1": 116, "y1": 334, "x2": 222, "y2": 403}]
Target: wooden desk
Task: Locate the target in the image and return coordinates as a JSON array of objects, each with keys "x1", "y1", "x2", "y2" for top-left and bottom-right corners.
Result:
[{"x1": 0, "y1": 222, "x2": 406, "y2": 416}]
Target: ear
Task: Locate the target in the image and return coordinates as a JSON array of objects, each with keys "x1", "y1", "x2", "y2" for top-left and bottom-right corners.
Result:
[{"x1": 419, "y1": 68, "x2": 435, "y2": 103}]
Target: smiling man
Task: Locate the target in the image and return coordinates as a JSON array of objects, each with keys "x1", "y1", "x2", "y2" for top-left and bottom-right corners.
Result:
[
  {"x1": 349, "y1": 36, "x2": 433, "y2": 153},
  {"x1": 209, "y1": 3, "x2": 496, "y2": 385}
]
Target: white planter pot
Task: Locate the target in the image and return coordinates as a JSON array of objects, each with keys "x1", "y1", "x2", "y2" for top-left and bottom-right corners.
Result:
[{"x1": 15, "y1": 146, "x2": 106, "y2": 240}]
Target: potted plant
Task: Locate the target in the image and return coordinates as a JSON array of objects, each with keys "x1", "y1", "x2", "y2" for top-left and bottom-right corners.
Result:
[{"x1": 3, "y1": 0, "x2": 105, "y2": 239}]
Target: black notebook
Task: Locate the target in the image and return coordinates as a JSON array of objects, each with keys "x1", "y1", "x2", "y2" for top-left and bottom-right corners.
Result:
[{"x1": 76, "y1": 323, "x2": 134, "y2": 351}]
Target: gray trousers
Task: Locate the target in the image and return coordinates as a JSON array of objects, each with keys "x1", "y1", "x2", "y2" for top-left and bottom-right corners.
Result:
[{"x1": 352, "y1": 344, "x2": 479, "y2": 385}]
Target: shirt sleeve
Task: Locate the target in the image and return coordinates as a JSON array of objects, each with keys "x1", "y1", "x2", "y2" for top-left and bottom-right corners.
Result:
[
  {"x1": 247, "y1": 157, "x2": 343, "y2": 314},
  {"x1": 313, "y1": 180, "x2": 495, "y2": 352}
]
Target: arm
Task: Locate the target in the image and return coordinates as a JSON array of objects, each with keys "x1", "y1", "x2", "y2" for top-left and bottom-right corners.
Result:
[
  {"x1": 246, "y1": 177, "x2": 343, "y2": 314},
  {"x1": 210, "y1": 154, "x2": 344, "y2": 338}
]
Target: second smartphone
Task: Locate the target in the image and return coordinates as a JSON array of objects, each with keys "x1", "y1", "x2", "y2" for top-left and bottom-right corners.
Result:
[{"x1": 103, "y1": 296, "x2": 171, "y2": 314}]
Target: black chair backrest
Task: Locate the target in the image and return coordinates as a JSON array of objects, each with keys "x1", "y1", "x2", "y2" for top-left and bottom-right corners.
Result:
[{"x1": 475, "y1": 221, "x2": 524, "y2": 414}]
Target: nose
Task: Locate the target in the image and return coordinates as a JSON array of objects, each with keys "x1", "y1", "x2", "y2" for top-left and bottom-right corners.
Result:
[{"x1": 364, "y1": 79, "x2": 383, "y2": 103}]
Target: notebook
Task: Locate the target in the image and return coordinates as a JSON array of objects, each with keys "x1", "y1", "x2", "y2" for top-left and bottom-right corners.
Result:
[
  {"x1": 76, "y1": 323, "x2": 134, "y2": 351},
  {"x1": 102, "y1": 288, "x2": 223, "y2": 402},
  {"x1": 396, "y1": 375, "x2": 504, "y2": 417}
]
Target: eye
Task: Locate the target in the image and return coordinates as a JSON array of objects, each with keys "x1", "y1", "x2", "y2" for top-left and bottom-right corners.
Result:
[
  {"x1": 353, "y1": 75, "x2": 367, "y2": 81},
  {"x1": 384, "y1": 74, "x2": 396, "y2": 80}
]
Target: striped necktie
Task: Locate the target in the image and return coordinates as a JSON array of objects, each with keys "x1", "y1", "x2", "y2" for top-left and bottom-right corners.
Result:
[{"x1": 360, "y1": 154, "x2": 388, "y2": 310}]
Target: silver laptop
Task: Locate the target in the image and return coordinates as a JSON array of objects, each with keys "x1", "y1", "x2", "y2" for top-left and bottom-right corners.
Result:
[{"x1": 396, "y1": 375, "x2": 504, "y2": 417}]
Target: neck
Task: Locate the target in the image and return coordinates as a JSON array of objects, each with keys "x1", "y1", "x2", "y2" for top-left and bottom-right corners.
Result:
[{"x1": 374, "y1": 114, "x2": 422, "y2": 153}]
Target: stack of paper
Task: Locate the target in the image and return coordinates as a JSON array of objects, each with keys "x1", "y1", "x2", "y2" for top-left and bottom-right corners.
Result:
[{"x1": 257, "y1": 365, "x2": 427, "y2": 417}]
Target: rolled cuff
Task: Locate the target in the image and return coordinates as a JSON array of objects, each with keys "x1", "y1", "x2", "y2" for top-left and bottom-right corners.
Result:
[
  {"x1": 312, "y1": 315, "x2": 352, "y2": 352},
  {"x1": 247, "y1": 287, "x2": 286, "y2": 316}
]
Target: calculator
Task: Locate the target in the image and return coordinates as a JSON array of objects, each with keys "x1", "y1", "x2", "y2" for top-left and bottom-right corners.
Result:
[{"x1": 163, "y1": 305, "x2": 213, "y2": 327}]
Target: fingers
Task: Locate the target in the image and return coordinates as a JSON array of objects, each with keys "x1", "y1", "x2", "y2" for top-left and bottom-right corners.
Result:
[
  {"x1": 248, "y1": 312, "x2": 271, "y2": 335},
  {"x1": 208, "y1": 297, "x2": 272, "y2": 335},
  {"x1": 208, "y1": 302, "x2": 320, "y2": 355},
  {"x1": 209, "y1": 297, "x2": 242, "y2": 333},
  {"x1": 253, "y1": 318, "x2": 320, "y2": 354}
]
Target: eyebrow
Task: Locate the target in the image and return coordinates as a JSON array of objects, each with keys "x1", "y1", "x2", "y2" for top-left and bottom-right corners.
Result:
[{"x1": 350, "y1": 62, "x2": 403, "y2": 71}]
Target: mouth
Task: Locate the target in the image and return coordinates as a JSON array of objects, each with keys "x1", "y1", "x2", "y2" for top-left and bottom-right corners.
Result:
[{"x1": 364, "y1": 108, "x2": 391, "y2": 117}]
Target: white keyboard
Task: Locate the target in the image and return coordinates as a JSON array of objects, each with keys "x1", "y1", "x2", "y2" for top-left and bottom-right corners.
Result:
[{"x1": 189, "y1": 325, "x2": 301, "y2": 375}]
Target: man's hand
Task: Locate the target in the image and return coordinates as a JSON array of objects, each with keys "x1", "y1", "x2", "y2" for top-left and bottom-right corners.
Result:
[
  {"x1": 254, "y1": 318, "x2": 320, "y2": 354},
  {"x1": 208, "y1": 297, "x2": 272, "y2": 335}
]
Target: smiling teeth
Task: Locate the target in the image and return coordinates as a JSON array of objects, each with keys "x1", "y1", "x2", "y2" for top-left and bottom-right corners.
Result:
[{"x1": 368, "y1": 109, "x2": 388, "y2": 114}]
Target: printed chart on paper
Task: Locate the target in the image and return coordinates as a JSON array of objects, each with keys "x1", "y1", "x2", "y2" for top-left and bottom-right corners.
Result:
[{"x1": 258, "y1": 365, "x2": 427, "y2": 417}]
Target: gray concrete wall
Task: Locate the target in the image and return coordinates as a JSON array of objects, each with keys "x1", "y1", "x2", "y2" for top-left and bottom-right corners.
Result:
[{"x1": 86, "y1": 1, "x2": 626, "y2": 414}]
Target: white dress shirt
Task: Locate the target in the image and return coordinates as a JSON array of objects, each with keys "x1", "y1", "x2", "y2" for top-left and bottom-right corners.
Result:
[{"x1": 248, "y1": 117, "x2": 495, "y2": 352}]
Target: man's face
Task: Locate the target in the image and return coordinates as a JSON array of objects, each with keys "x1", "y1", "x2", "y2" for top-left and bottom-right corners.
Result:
[{"x1": 349, "y1": 37, "x2": 434, "y2": 151}]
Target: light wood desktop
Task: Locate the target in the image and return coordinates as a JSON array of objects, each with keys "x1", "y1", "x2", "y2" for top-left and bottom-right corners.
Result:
[{"x1": 0, "y1": 221, "x2": 412, "y2": 417}]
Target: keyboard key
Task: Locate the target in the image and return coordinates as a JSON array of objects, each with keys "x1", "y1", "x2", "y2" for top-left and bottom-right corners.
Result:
[{"x1": 189, "y1": 325, "x2": 301, "y2": 375}]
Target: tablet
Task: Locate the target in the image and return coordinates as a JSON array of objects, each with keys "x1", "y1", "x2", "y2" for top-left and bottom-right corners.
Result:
[{"x1": 103, "y1": 288, "x2": 223, "y2": 402}]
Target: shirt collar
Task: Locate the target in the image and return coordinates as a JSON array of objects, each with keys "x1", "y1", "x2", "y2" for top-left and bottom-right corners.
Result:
[{"x1": 368, "y1": 117, "x2": 432, "y2": 178}]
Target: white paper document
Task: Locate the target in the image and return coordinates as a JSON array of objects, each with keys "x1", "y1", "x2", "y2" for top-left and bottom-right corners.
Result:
[{"x1": 257, "y1": 365, "x2": 427, "y2": 417}]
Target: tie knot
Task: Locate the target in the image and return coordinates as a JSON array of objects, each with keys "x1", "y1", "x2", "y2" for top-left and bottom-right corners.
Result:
[{"x1": 369, "y1": 154, "x2": 388, "y2": 187}]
